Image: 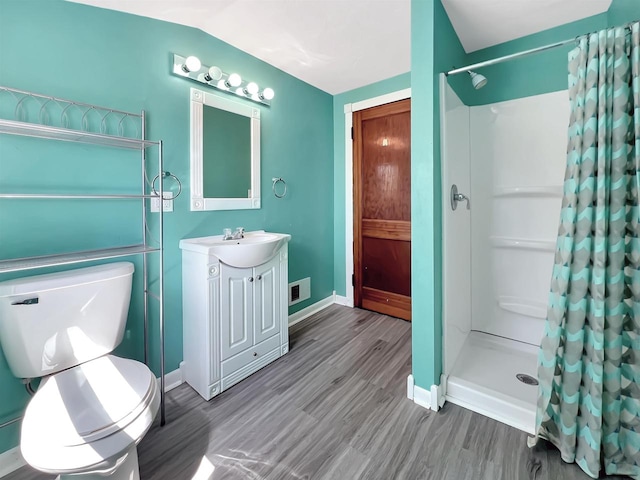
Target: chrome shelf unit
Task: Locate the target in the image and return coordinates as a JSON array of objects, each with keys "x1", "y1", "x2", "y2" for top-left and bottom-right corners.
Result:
[{"x1": 0, "y1": 86, "x2": 167, "y2": 425}]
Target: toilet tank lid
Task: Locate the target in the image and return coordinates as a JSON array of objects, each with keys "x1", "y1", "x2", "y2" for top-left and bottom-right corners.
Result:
[{"x1": 0, "y1": 262, "x2": 134, "y2": 298}]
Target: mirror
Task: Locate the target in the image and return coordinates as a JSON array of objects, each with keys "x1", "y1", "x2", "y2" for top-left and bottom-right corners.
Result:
[{"x1": 190, "y1": 88, "x2": 261, "y2": 210}]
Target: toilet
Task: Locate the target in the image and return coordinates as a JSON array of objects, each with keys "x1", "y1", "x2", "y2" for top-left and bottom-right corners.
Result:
[{"x1": 0, "y1": 262, "x2": 159, "y2": 480}]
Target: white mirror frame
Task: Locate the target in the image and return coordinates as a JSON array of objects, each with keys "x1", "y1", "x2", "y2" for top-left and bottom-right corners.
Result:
[{"x1": 190, "y1": 88, "x2": 261, "y2": 211}]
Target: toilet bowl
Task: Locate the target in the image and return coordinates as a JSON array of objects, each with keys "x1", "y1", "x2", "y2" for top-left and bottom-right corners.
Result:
[
  {"x1": 21, "y1": 355, "x2": 160, "y2": 479},
  {"x1": 0, "y1": 263, "x2": 159, "y2": 479}
]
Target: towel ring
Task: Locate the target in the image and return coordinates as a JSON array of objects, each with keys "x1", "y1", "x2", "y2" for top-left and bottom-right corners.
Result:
[
  {"x1": 152, "y1": 171, "x2": 182, "y2": 199},
  {"x1": 272, "y1": 177, "x2": 287, "y2": 198}
]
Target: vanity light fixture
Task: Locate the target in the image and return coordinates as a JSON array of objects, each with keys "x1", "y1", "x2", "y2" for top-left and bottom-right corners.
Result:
[
  {"x1": 205, "y1": 66, "x2": 223, "y2": 82},
  {"x1": 261, "y1": 88, "x2": 275, "y2": 101},
  {"x1": 172, "y1": 53, "x2": 274, "y2": 106},
  {"x1": 183, "y1": 56, "x2": 202, "y2": 73},
  {"x1": 244, "y1": 82, "x2": 259, "y2": 96},
  {"x1": 226, "y1": 73, "x2": 242, "y2": 88}
]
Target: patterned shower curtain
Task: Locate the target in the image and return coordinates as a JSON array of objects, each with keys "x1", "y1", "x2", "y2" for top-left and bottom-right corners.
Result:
[{"x1": 535, "y1": 22, "x2": 640, "y2": 479}]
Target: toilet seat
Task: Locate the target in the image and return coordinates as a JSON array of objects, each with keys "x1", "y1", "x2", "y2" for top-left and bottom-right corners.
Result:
[{"x1": 21, "y1": 355, "x2": 159, "y2": 475}]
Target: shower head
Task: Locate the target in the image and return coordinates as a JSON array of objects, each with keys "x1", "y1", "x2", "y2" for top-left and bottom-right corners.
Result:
[{"x1": 468, "y1": 71, "x2": 488, "y2": 90}]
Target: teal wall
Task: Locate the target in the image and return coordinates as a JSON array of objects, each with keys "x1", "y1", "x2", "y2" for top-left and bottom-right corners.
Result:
[
  {"x1": 332, "y1": 72, "x2": 410, "y2": 297},
  {"x1": 0, "y1": 0, "x2": 333, "y2": 453},
  {"x1": 410, "y1": 0, "x2": 467, "y2": 390}
]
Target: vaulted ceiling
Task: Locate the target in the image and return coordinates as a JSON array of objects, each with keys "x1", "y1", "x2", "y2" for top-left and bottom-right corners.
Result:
[{"x1": 68, "y1": 0, "x2": 612, "y2": 94}]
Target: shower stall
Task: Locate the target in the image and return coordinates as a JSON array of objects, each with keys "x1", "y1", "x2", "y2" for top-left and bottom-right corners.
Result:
[{"x1": 440, "y1": 75, "x2": 568, "y2": 433}]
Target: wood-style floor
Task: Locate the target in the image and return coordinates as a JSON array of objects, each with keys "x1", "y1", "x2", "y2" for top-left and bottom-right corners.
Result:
[{"x1": 5, "y1": 305, "x2": 624, "y2": 479}]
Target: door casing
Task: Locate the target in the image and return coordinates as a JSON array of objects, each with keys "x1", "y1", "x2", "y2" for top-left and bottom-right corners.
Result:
[{"x1": 342, "y1": 88, "x2": 412, "y2": 308}]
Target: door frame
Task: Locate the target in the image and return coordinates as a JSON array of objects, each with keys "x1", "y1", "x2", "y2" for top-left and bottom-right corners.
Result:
[{"x1": 343, "y1": 88, "x2": 412, "y2": 308}]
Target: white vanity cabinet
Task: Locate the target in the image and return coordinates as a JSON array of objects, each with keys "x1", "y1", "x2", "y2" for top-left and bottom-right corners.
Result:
[{"x1": 180, "y1": 232, "x2": 290, "y2": 401}]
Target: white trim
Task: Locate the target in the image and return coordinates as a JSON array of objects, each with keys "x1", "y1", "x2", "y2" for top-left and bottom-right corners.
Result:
[
  {"x1": 407, "y1": 374, "x2": 414, "y2": 400},
  {"x1": 445, "y1": 376, "x2": 536, "y2": 434},
  {"x1": 288, "y1": 293, "x2": 336, "y2": 327},
  {"x1": 0, "y1": 446, "x2": 24, "y2": 478},
  {"x1": 344, "y1": 111, "x2": 354, "y2": 307},
  {"x1": 351, "y1": 88, "x2": 412, "y2": 112},
  {"x1": 334, "y1": 295, "x2": 351, "y2": 307},
  {"x1": 189, "y1": 88, "x2": 261, "y2": 211},
  {"x1": 343, "y1": 88, "x2": 411, "y2": 308},
  {"x1": 407, "y1": 374, "x2": 446, "y2": 412},
  {"x1": 430, "y1": 383, "x2": 446, "y2": 412},
  {"x1": 413, "y1": 384, "x2": 432, "y2": 410},
  {"x1": 157, "y1": 367, "x2": 184, "y2": 393}
]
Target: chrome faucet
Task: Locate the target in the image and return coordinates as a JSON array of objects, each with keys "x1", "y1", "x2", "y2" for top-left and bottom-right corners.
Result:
[
  {"x1": 222, "y1": 228, "x2": 233, "y2": 240},
  {"x1": 232, "y1": 227, "x2": 245, "y2": 239}
]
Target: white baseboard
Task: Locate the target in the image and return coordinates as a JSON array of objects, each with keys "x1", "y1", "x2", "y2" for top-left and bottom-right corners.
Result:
[
  {"x1": 156, "y1": 366, "x2": 184, "y2": 393},
  {"x1": 0, "y1": 446, "x2": 24, "y2": 478},
  {"x1": 288, "y1": 293, "x2": 336, "y2": 327},
  {"x1": 334, "y1": 295, "x2": 352, "y2": 307},
  {"x1": 407, "y1": 374, "x2": 443, "y2": 412}
]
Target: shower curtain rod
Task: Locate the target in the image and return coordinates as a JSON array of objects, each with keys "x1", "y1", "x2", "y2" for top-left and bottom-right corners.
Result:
[{"x1": 446, "y1": 19, "x2": 638, "y2": 76}]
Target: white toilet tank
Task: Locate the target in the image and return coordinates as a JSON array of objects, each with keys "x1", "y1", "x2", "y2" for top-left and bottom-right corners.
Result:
[{"x1": 0, "y1": 262, "x2": 134, "y2": 379}]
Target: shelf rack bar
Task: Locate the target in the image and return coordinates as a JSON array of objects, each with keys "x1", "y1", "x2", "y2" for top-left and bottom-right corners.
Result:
[
  {"x1": 0, "y1": 415, "x2": 21, "y2": 430},
  {"x1": 0, "y1": 245, "x2": 160, "y2": 274},
  {"x1": 0, "y1": 119, "x2": 159, "y2": 150},
  {"x1": 158, "y1": 140, "x2": 166, "y2": 426},
  {"x1": 1, "y1": 86, "x2": 143, "y2": 118},
  {"x1": 142, "y1": 110, "x2": 150, "y2": 368},
  {"x1": 0, "y1": 193, "x2": 159, "y2": 199}
]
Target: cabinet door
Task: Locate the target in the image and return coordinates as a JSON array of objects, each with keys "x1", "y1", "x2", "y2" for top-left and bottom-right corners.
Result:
[
  {"x1": 220, "y1": 265, "x2": 254, "y2": 360},
  {"x1": 254, "y1": 255, "x2": 281, "y2": 344}
]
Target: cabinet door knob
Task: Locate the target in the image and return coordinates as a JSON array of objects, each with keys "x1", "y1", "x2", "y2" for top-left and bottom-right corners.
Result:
[
  {"x1": 253, "y1": 352, "x2": 258, "y2": 357},
  {"x1": 257, "y1": 275, "x2": 262, "y2": 280},
  {"x1": 248, "y1": 276, "x2": 254, "y2": 282}
]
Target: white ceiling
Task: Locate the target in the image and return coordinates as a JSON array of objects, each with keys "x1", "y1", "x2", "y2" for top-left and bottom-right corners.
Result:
[
  {"x1": 68, "y1": 0, "x2": 612, "y2": 94},
  {"x1": 442, "y1": 0, "x2": 612, "y2": 53}
]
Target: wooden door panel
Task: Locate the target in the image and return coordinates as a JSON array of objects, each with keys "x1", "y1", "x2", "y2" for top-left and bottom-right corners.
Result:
[
  {"x1": 362, "y1": 237, "x2": 411, "y2": 297},
  {"x1": 361, "y1": 113, "x2": 411, "y2": 221},
  {"x1": 354, "y1": 98, "x2": 411, "y2": 321},
  {"x1": 362, "y1": 287, "x2": 412, "y2": 320},
  {"x1": 362, "y1": 219, "x2": 410, "y2": 241}
]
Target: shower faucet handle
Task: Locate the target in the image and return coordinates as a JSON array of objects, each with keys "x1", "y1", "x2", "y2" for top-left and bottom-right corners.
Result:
[{"x1": 450, "y1": 184, "x2": 470, "y2": 211}]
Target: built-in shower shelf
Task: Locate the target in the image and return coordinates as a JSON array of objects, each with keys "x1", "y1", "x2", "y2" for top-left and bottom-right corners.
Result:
[
  {"x1": 497, "y1": 296, "x2": 547, "y2": 319},
  {"x1": 490, "y1": 236, "x2": 555, "y2": 252},
  {"x1": 494, "y1": 186, "x2": 563, "y2": 198}
]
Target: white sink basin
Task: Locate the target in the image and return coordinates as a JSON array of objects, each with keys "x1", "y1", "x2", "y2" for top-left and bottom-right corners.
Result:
[{"x1": 179, "y1": 230, "x2": 291, "y2": 268}]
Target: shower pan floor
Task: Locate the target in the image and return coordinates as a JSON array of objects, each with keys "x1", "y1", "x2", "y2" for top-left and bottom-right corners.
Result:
[{"x1": 446, "y1": 331, "x2": 538, "y2": 434}]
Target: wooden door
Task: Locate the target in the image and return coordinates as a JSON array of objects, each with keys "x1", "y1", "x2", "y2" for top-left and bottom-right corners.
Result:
[{"x1": 354, "y1": 99, "x2": 411, "y2": 320}]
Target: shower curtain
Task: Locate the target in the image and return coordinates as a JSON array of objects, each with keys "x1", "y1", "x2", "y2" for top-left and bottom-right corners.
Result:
[{"x1": 535, "y1": 22, "x2": 640, "y2": 479}]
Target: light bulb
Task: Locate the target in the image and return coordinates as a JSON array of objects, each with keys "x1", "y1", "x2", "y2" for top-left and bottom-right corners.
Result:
[
  {"x1": 245, "y1": 82, "x2": 259, "y2": 95},
  {"x1": 206, "y1": 66, "x2": 222, "y2": 82},
  {"x1": 227, "y1": 73, "x2": 242, "y2": 87},
  {"x1": 183, "y1": 56, "x2": 201, "y2": 73},
  {"x1": 236, "y1": 87, "x2": 245, "y2": 96},
  {"x1": 217, "y1": 79, "x2": 228, "y2": 90},
  {"x1": 262, "y1": 87, "x2": 275, "y2": 100}
]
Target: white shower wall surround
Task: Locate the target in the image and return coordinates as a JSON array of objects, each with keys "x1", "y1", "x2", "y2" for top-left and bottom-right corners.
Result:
[
  {"x1": 470, "y1": 90, "x2": 567, "y2": 345},
  {"x1": 441, "y1": 78, "x2": 568, "y2": 433}
]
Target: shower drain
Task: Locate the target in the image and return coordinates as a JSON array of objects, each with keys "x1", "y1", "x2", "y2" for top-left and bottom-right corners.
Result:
[{"x1": 516, "y1": 373, "x2": 539, "y2": 386}]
